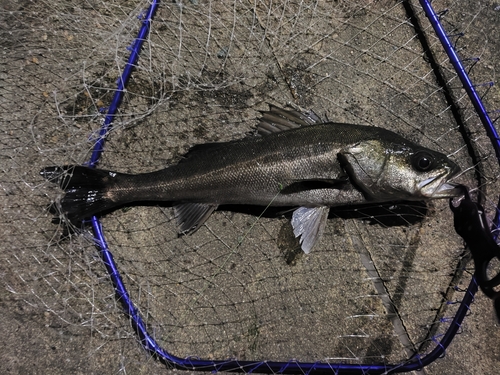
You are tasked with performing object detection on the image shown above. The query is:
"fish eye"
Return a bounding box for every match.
[411,151,434,172]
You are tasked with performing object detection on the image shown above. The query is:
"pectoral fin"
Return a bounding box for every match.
[281,177,348,194]
[291,206,330,254]
[174,203,218,234]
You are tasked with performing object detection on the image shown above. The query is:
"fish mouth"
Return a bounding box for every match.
[417,165,462,198]
[417,177,462,198]
[430,181,463,198]
[417,162,463,198]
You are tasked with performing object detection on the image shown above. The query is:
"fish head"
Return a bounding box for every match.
[339,139,461,201]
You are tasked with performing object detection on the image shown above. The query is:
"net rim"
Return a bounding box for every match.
[84,1,495,373]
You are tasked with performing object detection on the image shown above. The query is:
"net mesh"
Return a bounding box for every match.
[2,0,499,373]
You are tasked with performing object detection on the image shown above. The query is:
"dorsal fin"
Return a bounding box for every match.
[257,104,324,135]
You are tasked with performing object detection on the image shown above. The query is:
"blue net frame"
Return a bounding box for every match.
[84,1,500,373]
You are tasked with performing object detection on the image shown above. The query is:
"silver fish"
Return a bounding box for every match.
[41,105,461,253]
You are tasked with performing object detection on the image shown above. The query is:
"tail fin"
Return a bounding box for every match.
[41,165,121,224]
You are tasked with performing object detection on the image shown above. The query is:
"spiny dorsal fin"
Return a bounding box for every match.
[257,104,324,135]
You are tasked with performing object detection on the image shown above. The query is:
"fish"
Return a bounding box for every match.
[41,105,461,253]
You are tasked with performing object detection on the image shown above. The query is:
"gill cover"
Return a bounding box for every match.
[337,140,389,201]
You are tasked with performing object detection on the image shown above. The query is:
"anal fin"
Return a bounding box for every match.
[174,203,218,235]
[291,206,330,254]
